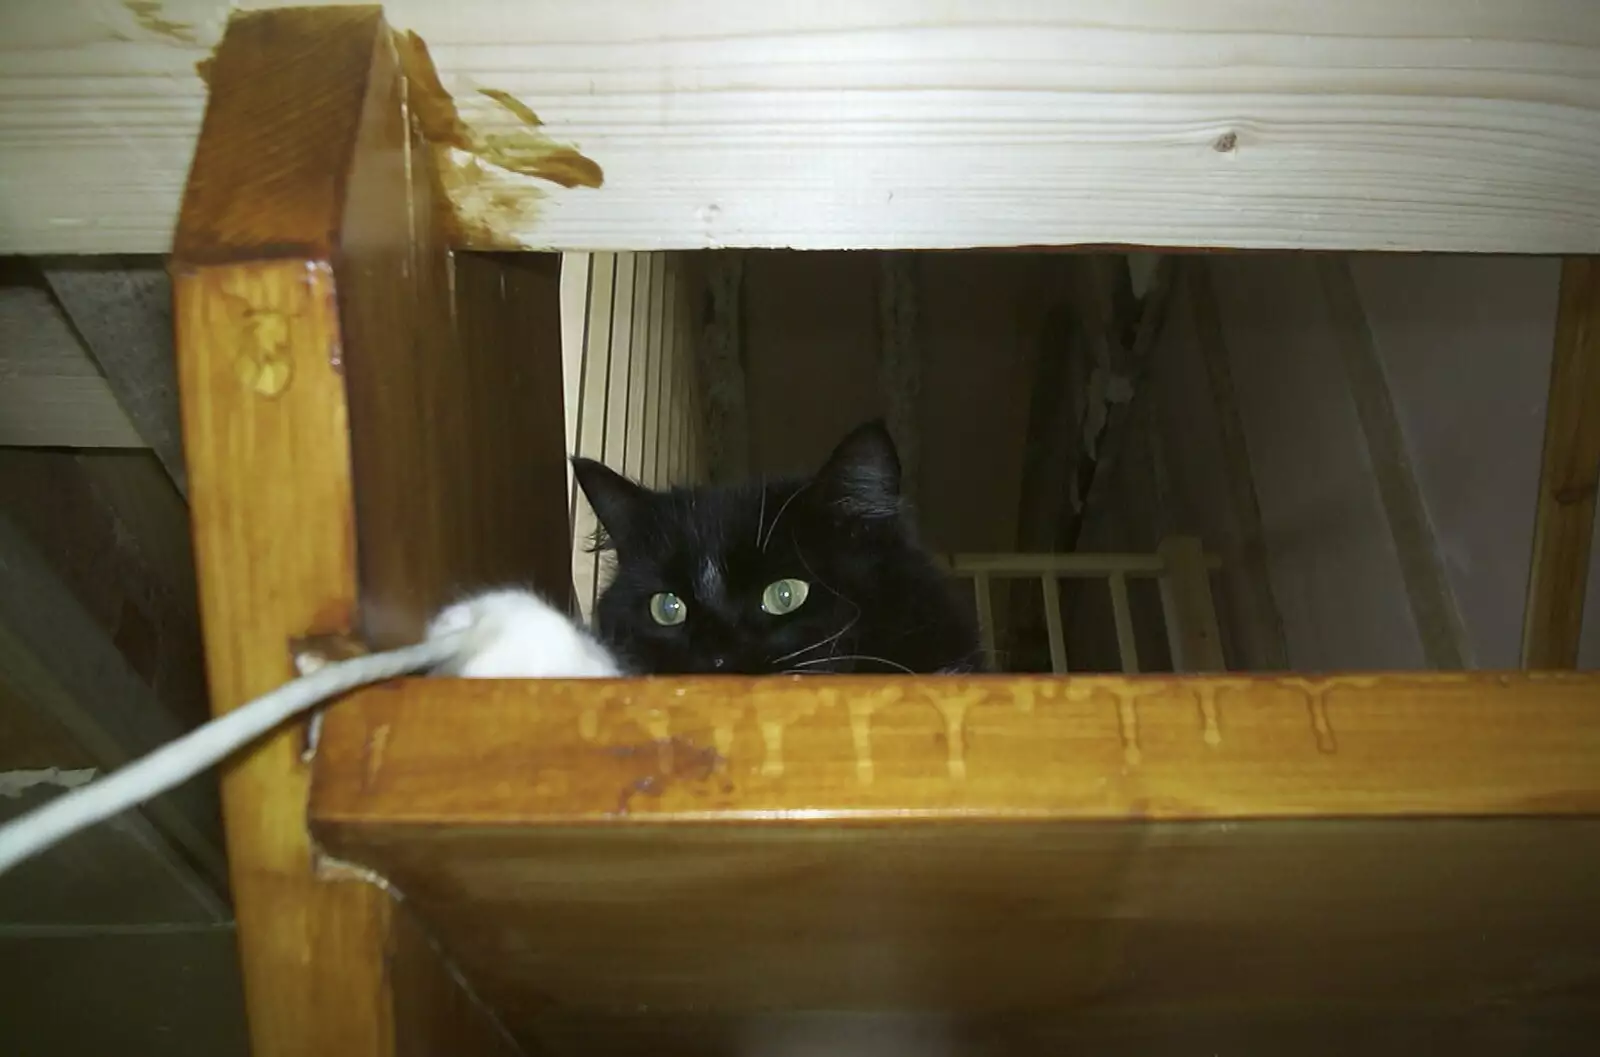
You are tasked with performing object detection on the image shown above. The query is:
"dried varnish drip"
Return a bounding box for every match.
[309,673,1600,1050]
[390,29,603,247]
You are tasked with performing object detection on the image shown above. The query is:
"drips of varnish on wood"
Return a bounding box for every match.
[309,673,1600,1053]
[9,1,1600,255]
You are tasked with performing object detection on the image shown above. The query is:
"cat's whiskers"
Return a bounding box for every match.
[760,483,809,552]
[768,614,858,665]
[789,653,915,675]
[755,480,768,548]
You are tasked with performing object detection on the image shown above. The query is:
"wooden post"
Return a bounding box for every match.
[1040,575,1069,673]
[1107,572,1141,674]
[1158,535,1227,672]
[973,573,998,669]
[1522,257,1600,669]
[1187,260,1291,670]
[173,9,550,1054]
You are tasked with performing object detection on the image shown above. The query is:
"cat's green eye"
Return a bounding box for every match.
[760,578,810,616]
[649,592,687,626]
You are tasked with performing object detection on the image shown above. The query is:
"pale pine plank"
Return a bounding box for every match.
[5,3,1600,253]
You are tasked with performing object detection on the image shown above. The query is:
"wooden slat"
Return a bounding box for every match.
[973,572,997,666]
[572,253,617,617]
[600,254,636,475]
[640,253,668,488]
[310,673,1600,1052]
[6,4,1600,254]
[623,254,655,480]
[1157,535,1227,672]
[171,9,528,1056]
[659,262,681,485]
[1040,575,1068,673]
[558,250,590,539]
[574,254,618,476]
[1108,571,1141,673]
[1523,257,1600,669]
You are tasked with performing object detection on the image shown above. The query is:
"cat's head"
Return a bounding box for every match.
[572,421,976,675]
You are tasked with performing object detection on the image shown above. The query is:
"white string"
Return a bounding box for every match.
[0,631,467,877]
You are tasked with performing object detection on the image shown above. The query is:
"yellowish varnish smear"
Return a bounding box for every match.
[391,30,604,247]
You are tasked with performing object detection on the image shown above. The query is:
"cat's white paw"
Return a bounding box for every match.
[426,588,622,678]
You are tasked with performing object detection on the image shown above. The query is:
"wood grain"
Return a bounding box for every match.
[311,673,1600,1051]
[5,3,1600,253]
[1522,257,1600,669]
[351,249,574,645]
[1156,536,1226,671]
[173,8,531,1055]
[314,673,1600,825]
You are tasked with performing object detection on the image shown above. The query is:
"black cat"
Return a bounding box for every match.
[572,421,983,676]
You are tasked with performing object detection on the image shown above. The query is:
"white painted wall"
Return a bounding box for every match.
[1147,254,1598,670]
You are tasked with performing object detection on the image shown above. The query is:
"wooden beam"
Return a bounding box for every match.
[1186,259,1292,670]
[0,285,143,449]
[1522,257,1600,669]
[41,259,187,494]
[172,9,532,1055]
[1317,256,1471,669]
[4,3,1600,254]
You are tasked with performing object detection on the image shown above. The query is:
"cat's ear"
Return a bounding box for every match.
[813,419,902,520]
[572,457,648,549]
